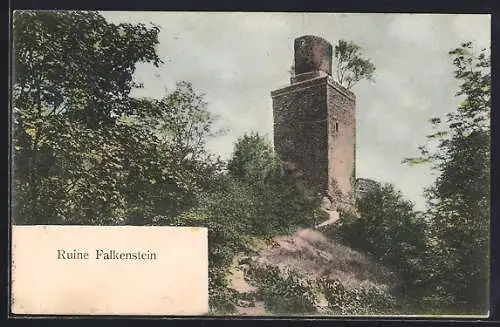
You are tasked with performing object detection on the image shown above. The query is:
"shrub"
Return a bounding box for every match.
[248,264,318,315]
[318,278,396,315]
[335,183,428,298]
[166,133,324,313]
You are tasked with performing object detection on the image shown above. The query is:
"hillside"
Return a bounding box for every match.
[228,228,399,316]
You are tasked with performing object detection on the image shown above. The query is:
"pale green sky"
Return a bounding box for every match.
[101,12,490,210]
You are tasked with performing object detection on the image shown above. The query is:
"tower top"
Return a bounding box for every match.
[294,35,333,78]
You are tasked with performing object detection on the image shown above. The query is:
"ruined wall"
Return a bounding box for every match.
[272,77,329,195]
[294,35,332,76]
[271,35,356,211]
[326,78,356,208]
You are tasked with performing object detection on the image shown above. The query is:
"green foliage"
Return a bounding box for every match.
[248,264,318,315]
[12,11,223,225]
[161,171,318,313]
[228,133,319,236]
[13,11,162,128]
[254,177,319,236]
[144,81,226,168]
[335,183,429,299]
[11,13,322,310]
[161,133,320,313]
[319,278,396,315]
[227,132,280,185]
[289,39,375,89]
[403,42,490,313]
[246,264,396,316]
[334,39,376,89]
[13,11,159,224]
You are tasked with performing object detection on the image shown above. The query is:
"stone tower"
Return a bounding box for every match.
[271,35,356,211]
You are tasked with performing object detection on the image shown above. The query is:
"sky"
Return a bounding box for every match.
[101,12,490,210]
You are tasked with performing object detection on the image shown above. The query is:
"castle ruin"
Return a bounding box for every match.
[271,35,356,212]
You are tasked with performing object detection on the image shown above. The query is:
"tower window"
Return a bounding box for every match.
[335,122,339,132]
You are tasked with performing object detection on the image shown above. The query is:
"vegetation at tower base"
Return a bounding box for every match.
[331,183,430,303]
[401,41,490,314]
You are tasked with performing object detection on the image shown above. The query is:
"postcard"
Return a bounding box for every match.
[10,11,491,317]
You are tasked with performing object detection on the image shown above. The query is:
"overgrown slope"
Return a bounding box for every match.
[228,228,399,316]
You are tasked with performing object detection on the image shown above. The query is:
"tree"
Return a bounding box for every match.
[228,133,318,235]
[402,41,490,313]
[12,11,223,225]
[333,39,375,89]
[13,11,162,128]
[335,183,429,299]
[162,133,319,312]
[227,132,280,185]
[12,11,162,224]
[287,39,375,89]
[118,82,225,225]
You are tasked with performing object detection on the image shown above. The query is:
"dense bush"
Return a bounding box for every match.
[318,278,396,315]
[12,11,224,226]
[155,178,254,313]
[334,183,429,299]
[248,264,318,315]
[246,264,396,316]
[158,133,321,313]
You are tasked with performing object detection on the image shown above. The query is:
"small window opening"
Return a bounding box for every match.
[335,122,339,132]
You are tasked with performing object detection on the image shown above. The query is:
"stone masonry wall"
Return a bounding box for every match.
[272,77,329,195]
[272,75,355,210]
[326,77,356,209]
[271,35,356,212]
